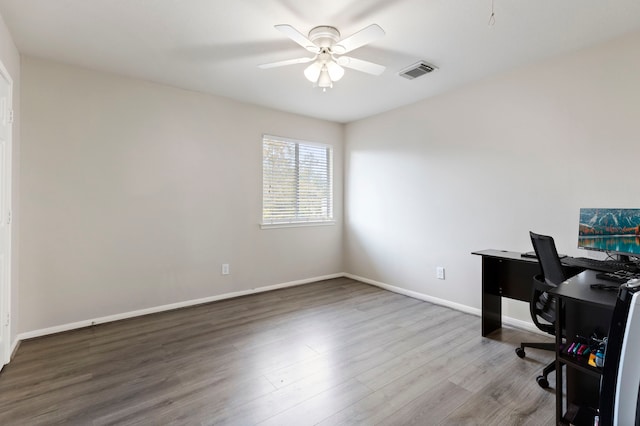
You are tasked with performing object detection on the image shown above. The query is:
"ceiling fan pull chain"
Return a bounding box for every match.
[488,0,496,26]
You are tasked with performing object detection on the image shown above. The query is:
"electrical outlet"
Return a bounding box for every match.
[436,266,445,280]
[222,264,230,275]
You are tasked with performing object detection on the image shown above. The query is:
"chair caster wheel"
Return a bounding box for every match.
[515,347,526,358]
[536,375,549,389]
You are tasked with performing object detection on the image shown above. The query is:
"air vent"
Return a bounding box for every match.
[398,61,438,80]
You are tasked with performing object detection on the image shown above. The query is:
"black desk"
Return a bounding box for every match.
[472,249,580,336]
[473,250,619,425]
[549,270,618,425]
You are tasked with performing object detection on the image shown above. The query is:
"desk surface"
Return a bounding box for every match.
[549,269,618,309]
[472,249,539,263]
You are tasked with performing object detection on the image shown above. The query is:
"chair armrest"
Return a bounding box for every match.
[532,274,556,293]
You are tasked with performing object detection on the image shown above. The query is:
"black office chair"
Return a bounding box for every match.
[515,231,567,389]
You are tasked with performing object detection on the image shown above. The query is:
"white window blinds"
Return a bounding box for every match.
[262,135,334,226]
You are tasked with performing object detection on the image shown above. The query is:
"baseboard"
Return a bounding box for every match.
[501,316,543,335]
[345,273,482,316]
[15,271,543,347]
[344,273,544,336]
[10,338,20,359]
[17,273,344,341]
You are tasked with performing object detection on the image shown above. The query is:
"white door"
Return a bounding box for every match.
[0,63,12,370]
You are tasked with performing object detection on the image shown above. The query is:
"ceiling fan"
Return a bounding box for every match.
[259,24,386,91]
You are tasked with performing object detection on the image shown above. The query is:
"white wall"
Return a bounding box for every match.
[0,12,20,348]
[345,31,640,323]
[19,57,344,333]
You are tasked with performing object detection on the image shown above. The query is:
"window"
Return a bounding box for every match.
[262,135,334,227]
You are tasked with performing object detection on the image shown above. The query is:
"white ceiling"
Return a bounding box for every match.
[1,0,640,123]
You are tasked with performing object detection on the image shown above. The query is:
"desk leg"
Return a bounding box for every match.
[482,293,501,336]
[555,295,564,424]
[481,258,502,336]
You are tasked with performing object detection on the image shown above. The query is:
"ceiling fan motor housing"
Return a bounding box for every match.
[309,26,341,48]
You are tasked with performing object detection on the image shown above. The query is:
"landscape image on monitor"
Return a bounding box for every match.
[579,208,640,255]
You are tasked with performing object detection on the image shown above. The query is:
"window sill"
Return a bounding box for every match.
[260,221,336,230]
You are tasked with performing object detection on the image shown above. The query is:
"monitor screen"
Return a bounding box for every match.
[578,208,640,257]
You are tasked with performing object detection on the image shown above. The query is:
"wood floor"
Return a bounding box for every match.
[0,278,556,425]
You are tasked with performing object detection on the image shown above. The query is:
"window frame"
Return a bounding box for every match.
[261,134,335,229]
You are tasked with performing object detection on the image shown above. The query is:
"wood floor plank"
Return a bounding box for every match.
[257,378,373,426]
[377,379,473,425]
[0,278,556,425]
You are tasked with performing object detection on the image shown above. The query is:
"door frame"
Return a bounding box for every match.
[0,59,13,368]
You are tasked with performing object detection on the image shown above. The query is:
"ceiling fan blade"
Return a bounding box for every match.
[258,57,315,69]
[334,24,385,54]
[336,56,385,75]
[274,24,318,52]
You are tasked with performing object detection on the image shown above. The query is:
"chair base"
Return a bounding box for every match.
[516,342,556,389]
[520,341,555,352]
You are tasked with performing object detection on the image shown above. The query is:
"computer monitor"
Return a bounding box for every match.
[578,208,640,260]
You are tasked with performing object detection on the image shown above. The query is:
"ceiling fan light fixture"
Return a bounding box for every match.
[317,66,333,89]
[326,60,344,81]
[304,61,322,82]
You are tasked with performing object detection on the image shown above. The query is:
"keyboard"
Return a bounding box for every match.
[596,270,640,284]
[561,257,635,273]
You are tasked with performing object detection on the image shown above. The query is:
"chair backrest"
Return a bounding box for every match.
[528,231,565,334]
[530,231,566,286]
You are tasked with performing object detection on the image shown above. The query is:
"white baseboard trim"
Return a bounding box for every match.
[15,271,543,346]
[502,316,543,335]
[17,273,344,341]
[10,337,20,359]
[344,273,544,336]
[344,273,481,316]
